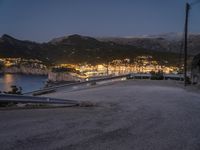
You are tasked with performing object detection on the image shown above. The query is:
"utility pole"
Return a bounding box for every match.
[184,3,190,86]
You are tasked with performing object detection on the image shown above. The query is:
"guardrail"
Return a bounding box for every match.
[0,94,79,105]
[24,74,130,96]
[130,73,184,80]
[24,73,184,96]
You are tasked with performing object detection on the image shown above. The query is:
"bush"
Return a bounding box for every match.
[4,85,22,95]
[0,85,23,107]
[150,71,164,80]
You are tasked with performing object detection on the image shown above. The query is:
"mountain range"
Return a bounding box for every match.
[98,33,200,55]
[1,33,199,66]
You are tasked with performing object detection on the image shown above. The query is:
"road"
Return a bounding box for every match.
[1,80,200,150]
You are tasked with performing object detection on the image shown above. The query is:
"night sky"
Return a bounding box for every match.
[0,0,200,42]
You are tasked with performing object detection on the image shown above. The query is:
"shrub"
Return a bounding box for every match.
[150,71,164,80]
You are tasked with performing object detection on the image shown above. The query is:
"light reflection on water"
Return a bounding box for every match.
[0,74,47,93]
[2,74,15,92]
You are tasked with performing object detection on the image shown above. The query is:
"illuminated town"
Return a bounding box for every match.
[0,58,48,75]
[53,56,180,77]
[0,56,181,78]
[0,58,46,68]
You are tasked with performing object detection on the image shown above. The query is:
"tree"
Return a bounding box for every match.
[150,70,164,80]
[4,85,22,95]
[0,86,23,107]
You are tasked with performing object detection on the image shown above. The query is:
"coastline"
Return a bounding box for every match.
[0,66,49,76]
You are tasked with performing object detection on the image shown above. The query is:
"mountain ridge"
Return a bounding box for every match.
[97,33,200,55]
[0,34,191,66]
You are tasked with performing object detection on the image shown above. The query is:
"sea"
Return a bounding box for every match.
[0,74,47,93]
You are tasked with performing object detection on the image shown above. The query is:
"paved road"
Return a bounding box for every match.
[1,80,200,150]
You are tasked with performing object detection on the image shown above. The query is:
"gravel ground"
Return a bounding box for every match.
[1,80,200,150]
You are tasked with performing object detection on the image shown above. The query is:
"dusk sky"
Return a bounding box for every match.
[0,0,200,42]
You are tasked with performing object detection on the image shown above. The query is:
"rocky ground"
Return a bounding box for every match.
[1,80,200,150]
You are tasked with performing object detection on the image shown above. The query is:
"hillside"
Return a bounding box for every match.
[0,34,180,66]
[98,33,200,55]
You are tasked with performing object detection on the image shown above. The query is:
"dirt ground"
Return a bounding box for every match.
[1,80,200,150]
